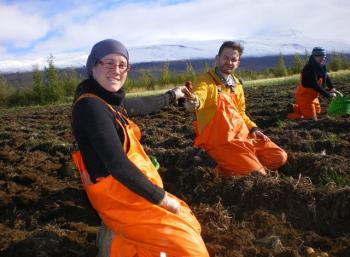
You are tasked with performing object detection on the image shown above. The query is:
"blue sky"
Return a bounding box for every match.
[0,0,349,71]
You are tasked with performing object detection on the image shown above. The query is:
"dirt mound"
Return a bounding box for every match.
[0,81,349,256]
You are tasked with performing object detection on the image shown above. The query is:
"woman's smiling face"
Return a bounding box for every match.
[92,53,129,92]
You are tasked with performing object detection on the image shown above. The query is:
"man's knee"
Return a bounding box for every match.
[280,150,288,166]
[272,150,288,169]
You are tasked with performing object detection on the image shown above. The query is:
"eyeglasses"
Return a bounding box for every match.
[98,60,130,72]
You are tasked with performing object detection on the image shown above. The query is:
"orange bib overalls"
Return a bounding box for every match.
[72,93,209,257]
[288,78,324,119]
[194,79,287,176]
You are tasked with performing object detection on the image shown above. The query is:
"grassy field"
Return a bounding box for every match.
[127,69,350,97]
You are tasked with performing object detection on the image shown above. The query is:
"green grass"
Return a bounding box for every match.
[320,172,350,188]
[244,74,300,88]
[244,69,350,88]
[325,133,341,144]
[0,102,69,114]
[128,69,350,97]
[275,120,292,129]
[127,88,172,98]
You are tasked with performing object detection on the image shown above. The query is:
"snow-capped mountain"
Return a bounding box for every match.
[1,34,350,73]
[130,35,350,62]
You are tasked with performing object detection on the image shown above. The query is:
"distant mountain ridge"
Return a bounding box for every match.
[3,54,350,89]
[1,33,350,73]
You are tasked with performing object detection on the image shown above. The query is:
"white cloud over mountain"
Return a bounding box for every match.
[0,0,349,73]
[1,32,349,73]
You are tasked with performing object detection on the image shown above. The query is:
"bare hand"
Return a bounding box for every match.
[251,130,269,141]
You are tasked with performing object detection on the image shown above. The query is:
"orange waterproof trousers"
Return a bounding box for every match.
[194,92,287,176]
[72,94,209,257]
[288,84,321,120]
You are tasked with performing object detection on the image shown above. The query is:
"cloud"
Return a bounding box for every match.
[0,0,349,72]
[34,0,350,50]
[0,45,7,57]
[0,3,49,47]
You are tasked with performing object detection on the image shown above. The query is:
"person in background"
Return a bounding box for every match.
[185,41,287,176]
[71,39,209,257]
[288,47,337,120]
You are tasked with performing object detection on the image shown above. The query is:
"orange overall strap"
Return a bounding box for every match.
[71,93,130,185]
[74,93,131,148]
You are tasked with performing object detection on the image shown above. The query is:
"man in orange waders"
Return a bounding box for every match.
[72,39,209,257]
[184,41,287,176]
[288,47,337,120]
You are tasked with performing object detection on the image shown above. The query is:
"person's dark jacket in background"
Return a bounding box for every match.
[301,56,333,98]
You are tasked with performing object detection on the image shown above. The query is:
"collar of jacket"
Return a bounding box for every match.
[214,67,236,91]
[74,77,125,108]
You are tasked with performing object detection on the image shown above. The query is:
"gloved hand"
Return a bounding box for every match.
[176,81,195,107]
[170,86,187,100]
[184,96,199,112]
[328,88,342,98]
[329,92,336,98]
[159,192,180,214]
[334,89,343,96]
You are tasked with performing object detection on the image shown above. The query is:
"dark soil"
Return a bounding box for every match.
[0,80,349,257]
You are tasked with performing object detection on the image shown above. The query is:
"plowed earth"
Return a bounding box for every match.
[0,80,349,257]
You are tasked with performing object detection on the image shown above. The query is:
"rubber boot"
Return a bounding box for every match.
[96,223,115,257]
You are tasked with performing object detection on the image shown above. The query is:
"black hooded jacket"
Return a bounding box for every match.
[72,78,176,204]
[301,56,333,98]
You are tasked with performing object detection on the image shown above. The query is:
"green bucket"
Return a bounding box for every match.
[149,155,160,170]
[328,96,350,116]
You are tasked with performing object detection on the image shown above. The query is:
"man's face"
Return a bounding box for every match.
[216,48,240,75]
[314,55,326,65]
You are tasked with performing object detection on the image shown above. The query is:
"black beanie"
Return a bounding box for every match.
[312,47,326,57]
[86,39,129,75]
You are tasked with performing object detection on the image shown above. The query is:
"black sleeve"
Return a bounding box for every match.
[73,98,165,204]
[325,74,334,89]
[123,91,175,117]
[302,65,331,98]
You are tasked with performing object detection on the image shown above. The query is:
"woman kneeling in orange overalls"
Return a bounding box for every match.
[71,39,209,257]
